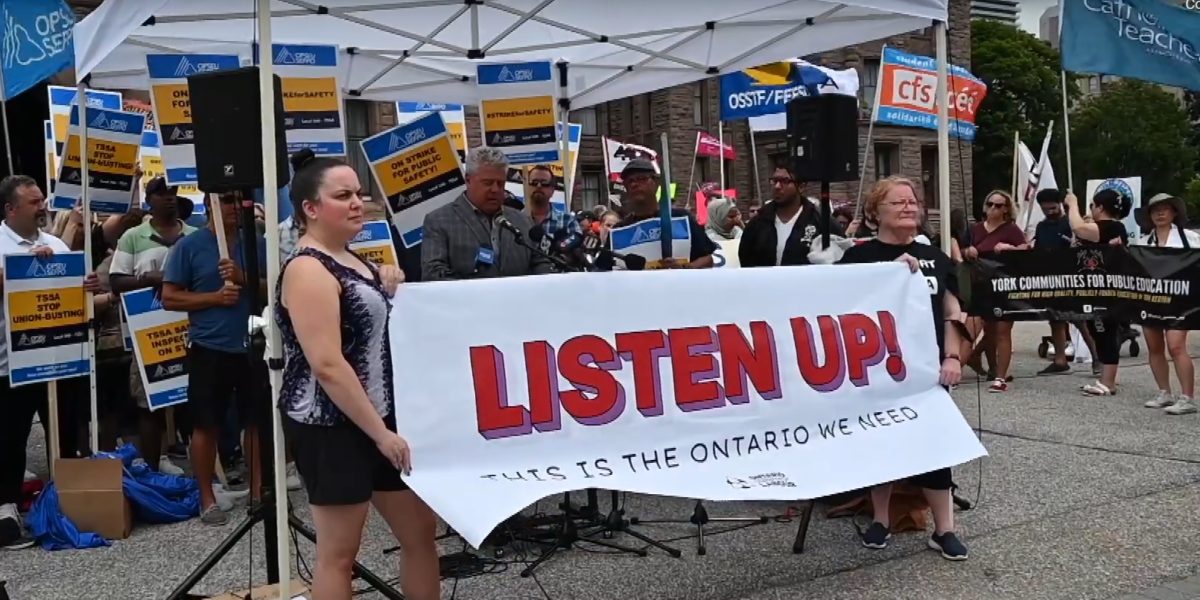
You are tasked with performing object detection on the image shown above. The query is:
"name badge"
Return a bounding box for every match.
[476,246,495,265]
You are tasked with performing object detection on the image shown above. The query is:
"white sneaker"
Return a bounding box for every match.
[158,456,185,476]
[286,463,302,491]
[212,483,249,511]
[1165,397,1198,415]
[1065,343,1075,359]
[1145,390,1176,408]
[22,470,36,482]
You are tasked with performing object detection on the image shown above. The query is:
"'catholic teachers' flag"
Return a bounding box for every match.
[1062,0,1200,90]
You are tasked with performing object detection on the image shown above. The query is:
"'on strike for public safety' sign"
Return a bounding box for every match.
[3,252,90,386]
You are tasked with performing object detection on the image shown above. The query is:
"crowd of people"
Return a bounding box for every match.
[2,143,1196,598]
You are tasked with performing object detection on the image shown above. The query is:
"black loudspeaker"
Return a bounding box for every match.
[786,94,859,182]
[188,66,290,193]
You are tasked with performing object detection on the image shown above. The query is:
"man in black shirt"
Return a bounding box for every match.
[609,159,716,269]
[1031,189,1073,374]
[739,165,843,267]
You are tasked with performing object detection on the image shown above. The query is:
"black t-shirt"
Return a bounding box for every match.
[1080,219,1128,247]
[838,239,957,357]
[1033,217,1072,249]
[614,208,718,262]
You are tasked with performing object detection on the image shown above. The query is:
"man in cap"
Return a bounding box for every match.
[607,158,716,269]
[109,176,196,475]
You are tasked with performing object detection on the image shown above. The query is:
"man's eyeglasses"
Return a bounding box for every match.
[769,177,794,185]
[528,179,554,188]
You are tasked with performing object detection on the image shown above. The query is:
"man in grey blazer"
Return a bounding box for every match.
[421,147,556,281]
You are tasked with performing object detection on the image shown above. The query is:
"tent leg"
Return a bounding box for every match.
[934,21,951,255]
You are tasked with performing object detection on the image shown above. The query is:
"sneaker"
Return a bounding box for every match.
[0,504,34,550]
[158,456,185,476]
[22,470,36,482]
[1065,343,1075,359]
[212,483,248,511]
[988,379,1008,393]
[929,531,969,561]
[1145,390,1176,409]
[286,464,302,492]
[200,504,229,526]
[1038,363,1070,376]
[861,522,891,549]
[1165,397,1198,415]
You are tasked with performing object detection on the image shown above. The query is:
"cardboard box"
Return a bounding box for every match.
[206,581,310,600]
[54,457,132,540]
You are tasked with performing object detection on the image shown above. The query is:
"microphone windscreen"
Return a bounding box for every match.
[590,221,602,234]
[529,224,546,243]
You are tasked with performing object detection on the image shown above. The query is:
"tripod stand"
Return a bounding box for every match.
[166,194,403,600]
[631,500,768,555]
[518,489,682,577]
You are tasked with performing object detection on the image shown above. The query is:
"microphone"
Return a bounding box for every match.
[529,224,547,245]
[495,214,523,238]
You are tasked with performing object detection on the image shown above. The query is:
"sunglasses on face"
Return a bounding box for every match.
[528,179,554,188]
[986,202,1006,209]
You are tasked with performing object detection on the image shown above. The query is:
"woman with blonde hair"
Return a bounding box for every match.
[839,176,970,560]
[963,190,1027,392]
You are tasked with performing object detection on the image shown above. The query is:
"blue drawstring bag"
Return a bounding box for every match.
[26,483,110,551]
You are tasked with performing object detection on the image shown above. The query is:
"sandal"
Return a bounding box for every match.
[1081,381,1115,396]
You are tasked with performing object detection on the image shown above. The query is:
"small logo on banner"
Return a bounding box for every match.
[89,111,109,129]
[172,57,221,78]
[496,66,534,82]
[275,46,317,65]
[629,224,661,244]
[3,12,43,67]
[25,259,66,278]
[17,333,46,348]
[727,473,797,489]
[170,127,191,142]
[223,164,235,176]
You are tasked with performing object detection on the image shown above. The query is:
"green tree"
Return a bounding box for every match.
[1070,80,1195,200]
[971,20,1078,214]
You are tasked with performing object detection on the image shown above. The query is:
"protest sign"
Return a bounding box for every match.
[875,48,987,141]
[1085,177,1142,245]
[390,264,987,548]
[274,44,346,156]
[138,130,206,216]
[476,61,558,165]
[361,111,466,248]
[505,122,581,213]
[397,102,468,161]
[122,288,189,411]
[712,239,741,269]
[349,220,399,267]
[695,131,735,160]
[3,252,90,386]
[53,105,145,214]
[146,53,242,185]
[964,247,1200,329]
[47,86,122,156]
[610,216,692,269]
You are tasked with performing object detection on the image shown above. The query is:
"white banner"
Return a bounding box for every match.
[390,265,988,548]
[122,288,189,411]
[713,238,741,268]
[609,216,692,269]
[3,252,90,386]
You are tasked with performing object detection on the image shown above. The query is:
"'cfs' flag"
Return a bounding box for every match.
[874,47,987,141]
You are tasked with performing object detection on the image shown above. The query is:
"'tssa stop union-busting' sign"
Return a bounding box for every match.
[390,264,987,547]
[875,47,988,141]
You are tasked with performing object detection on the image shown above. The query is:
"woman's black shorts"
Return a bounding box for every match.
[284,412,409,506]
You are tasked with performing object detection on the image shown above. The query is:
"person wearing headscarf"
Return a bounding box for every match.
[705,196,743,242]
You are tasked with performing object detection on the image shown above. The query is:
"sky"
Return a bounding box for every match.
[1017,0,1057,35]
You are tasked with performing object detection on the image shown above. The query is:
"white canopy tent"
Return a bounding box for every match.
[72,1,953,597]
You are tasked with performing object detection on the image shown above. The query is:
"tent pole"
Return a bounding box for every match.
[717,122,726,195]
[934,21,951,256]
[256,2,292,596]
[76,81,99,455]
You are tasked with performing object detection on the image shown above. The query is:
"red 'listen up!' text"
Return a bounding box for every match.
[470,311,908,440]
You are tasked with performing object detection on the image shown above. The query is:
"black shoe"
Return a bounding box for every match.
[1038,363,1070,376]
[862,522,891,549]
[928,531,968,560]
[0,508,34,551]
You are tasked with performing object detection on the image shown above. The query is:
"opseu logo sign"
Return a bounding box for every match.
[1,1,74,99]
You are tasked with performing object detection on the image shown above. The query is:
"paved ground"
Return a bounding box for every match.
[4,323,1200,600]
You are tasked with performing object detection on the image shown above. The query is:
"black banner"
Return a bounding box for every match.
[964,246,1200,329]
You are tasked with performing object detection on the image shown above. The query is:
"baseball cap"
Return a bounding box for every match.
[621,158,659,179]
[144,176,193,220]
